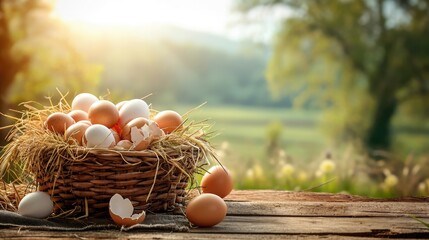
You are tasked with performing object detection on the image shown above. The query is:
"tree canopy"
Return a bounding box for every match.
[0,0,101,105]
[237,0,429,152]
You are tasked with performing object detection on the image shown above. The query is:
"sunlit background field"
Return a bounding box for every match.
[1,0,429,198]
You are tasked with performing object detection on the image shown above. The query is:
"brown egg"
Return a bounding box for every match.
[200,166,233,198]
[88,100,119,128]
[121,117,150,141]
[153,110,182,134]
[186,193,227,227]
[45,112,75,134]
[65,122,90,145]
[68,110,88,122]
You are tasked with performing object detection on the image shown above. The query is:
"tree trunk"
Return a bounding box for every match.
[365,96,397,152]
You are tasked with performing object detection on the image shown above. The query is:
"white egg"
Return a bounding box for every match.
[72,93,99,112]
[85,124,115,148]
[18,192,53,219]
[119,99,150,126]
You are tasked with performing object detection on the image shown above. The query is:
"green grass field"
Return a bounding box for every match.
[171,104,429,197]
[177,105,326,161]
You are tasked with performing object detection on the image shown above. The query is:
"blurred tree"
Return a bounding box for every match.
[237,0,429,152]
[0,0,101,144]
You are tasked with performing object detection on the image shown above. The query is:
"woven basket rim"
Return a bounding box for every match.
[68,145,197,157]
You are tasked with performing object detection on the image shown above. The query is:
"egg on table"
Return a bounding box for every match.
[18,192,53,219]
[71,93,99,112]
[153,110,182,134]
[185,193,227,227]
[200,165,233,198]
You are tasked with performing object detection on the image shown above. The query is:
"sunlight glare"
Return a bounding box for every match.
[54,0,233,34]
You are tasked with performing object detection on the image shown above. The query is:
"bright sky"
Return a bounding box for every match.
[53,0,235,35]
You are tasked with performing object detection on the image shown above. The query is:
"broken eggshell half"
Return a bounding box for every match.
[109,193,145,226]
[130,121,164,151]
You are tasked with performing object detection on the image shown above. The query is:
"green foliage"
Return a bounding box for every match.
[237,0,429,152]
[1,0,101,105]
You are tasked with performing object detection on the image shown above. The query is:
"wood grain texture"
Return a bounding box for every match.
[226,201,429,217]
[1,190,429,239]
[225,190,429,202]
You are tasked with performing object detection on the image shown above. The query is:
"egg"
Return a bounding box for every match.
[186,193,227,227]
[116,101,128,111]
[84,124,116,148]
[88,100,119,128]
[109,193,145,226]
[153,110,182,134]
[200,166,233,198]
[65,122,90,145]
[68,110,88,122]
[71,93,99,112]
[18,192,53,218]
[121,117,150,141]
[45,112,75,134]
[118,99,150,127]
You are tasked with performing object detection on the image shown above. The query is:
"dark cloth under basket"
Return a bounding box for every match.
[36,147,199,216]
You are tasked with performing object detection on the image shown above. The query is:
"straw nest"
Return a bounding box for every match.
[0,96,217,216]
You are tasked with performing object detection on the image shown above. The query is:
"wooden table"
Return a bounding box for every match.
[1,190,429,239]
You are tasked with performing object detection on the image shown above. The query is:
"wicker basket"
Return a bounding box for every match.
[36,147,200,216]
[0,100,213,216]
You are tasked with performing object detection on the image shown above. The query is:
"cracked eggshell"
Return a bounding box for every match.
[130,126,152,151]
[109,193,145,226]
[121,117,150,141]
[18,192,53,219]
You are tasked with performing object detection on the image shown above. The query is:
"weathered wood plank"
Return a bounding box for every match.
[193,215,429,237]
[1,215,428,238]
[226,201,429,217]
[226,190,429,202]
